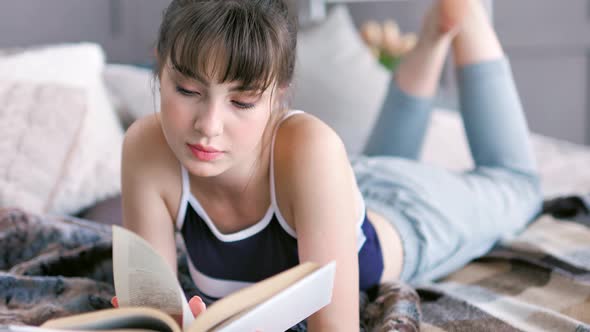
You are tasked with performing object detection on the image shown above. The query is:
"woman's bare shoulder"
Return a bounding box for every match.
[120,114,180,267]
[122,114,183,215]
[272,112,352,220]
[124,114,177,169]
[274,112,346,163]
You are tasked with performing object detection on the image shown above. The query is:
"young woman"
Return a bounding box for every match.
[116,0,542,330]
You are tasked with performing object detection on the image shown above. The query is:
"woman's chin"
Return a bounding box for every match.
[187,162,226,177]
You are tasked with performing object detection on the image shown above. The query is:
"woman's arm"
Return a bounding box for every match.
[118,117,207,321]
[274,115,360,332]
[121,116,178,272]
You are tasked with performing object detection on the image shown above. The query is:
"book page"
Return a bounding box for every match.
[6,325,73,332]
[10,326,158,332]
[214,261,336,332]
[112,226,194,329]
[41,307,182,332]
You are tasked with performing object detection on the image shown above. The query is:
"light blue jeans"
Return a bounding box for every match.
[351,58,543,284]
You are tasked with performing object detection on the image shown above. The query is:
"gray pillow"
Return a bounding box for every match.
[293,5,391,156]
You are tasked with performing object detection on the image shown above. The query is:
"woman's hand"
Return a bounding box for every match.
[187,296,207,317]
[111,295,207,324]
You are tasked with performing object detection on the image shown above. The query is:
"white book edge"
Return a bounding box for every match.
[216,261,336,332]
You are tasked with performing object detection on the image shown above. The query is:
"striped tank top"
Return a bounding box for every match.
[176,110,383,303]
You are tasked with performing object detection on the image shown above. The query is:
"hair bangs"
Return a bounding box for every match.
[168,2,283,93]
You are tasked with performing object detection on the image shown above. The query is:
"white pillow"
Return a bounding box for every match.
[0,43,124,215]
[293,5,391,155]
[0,81,87,214]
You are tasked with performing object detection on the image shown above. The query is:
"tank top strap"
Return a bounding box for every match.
[269,110,305,169]
[268,110,305,237]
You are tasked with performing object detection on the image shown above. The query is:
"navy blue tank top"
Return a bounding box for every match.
[176,110,383,303]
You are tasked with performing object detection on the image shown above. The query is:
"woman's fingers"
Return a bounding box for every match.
[188,296,207,317]
[112,295,208,324]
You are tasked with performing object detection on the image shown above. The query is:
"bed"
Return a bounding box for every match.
[1,3,589,332]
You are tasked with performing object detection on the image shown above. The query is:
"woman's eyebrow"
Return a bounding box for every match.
[171,66,262,93]
[170,65,209,86]
[229,85,260,93]
[174,71,209,87]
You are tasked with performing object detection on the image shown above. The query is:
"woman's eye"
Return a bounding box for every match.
[232,101,255,110]
[176,86,200,96]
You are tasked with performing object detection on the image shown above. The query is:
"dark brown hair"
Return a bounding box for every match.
[154,0,298,189]
[155,0,297,95]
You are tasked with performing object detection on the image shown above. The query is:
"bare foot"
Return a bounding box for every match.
[439,0,469,33]
[393,0,467,97]
[419,0,469,45]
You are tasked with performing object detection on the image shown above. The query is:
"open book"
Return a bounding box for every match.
[39,225,336,332]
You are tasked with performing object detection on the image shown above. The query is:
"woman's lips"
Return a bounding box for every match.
[192,144,220,152]
[187,144,223,161]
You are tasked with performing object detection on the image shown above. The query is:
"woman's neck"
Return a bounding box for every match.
[189,115,278,210]
[189,143,272,207]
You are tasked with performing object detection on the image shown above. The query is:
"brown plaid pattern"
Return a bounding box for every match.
[418,215,590,331]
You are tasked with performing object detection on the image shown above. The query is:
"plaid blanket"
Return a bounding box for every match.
[0,208,420,331]
[418,214,590,331]
[0,207,588,331]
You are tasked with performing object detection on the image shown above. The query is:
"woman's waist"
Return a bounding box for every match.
[366,209,403,283]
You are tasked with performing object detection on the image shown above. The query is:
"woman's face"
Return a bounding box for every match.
[158,59,276,178]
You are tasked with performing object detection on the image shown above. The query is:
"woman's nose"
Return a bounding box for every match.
[194,101,223,138]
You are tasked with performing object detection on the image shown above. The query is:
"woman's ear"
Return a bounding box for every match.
[277,83,291,99]
[275,83,292,110]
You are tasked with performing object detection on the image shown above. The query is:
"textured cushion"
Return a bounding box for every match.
[0,82,86,214]
[293,5,390,155]
[0,43,124,215]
